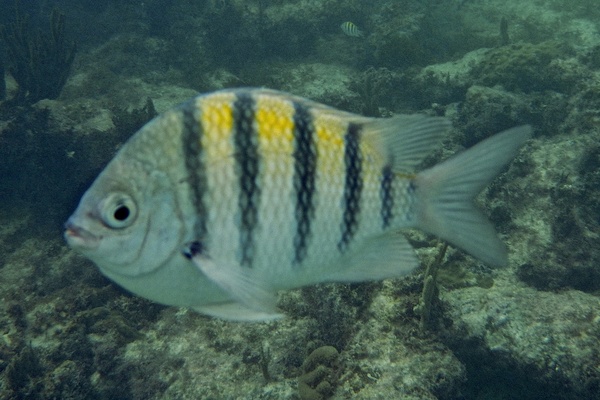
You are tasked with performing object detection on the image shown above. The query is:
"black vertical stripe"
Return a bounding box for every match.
[233,92,260,268]
[338,123,363,252]
[292,102,317,265]
[181,101,208,240]
[380,164,394,229]
[406,180,416,221]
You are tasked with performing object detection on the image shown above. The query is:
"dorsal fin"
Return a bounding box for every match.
[362,114,451,172]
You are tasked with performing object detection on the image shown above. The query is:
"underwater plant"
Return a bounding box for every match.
[414,243,447,332]
[0,4,76,104]
[349,67,393,117]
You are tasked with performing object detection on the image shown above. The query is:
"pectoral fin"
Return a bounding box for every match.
[183,241,281,319]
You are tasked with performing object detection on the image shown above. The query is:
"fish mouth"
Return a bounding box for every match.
[64,220,100,250]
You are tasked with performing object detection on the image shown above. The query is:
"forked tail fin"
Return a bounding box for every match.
[414,126,532,266]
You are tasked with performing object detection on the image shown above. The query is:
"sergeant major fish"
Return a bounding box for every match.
[64,88,531,321]
[340,21,363,37]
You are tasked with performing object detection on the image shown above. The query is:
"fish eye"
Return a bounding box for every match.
[113,205,130,221]
[101,193,137,229]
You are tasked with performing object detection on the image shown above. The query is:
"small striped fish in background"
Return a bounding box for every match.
[64,88,531,321]
[340,21,363,37]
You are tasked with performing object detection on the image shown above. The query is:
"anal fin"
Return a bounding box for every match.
[193,302,284,322]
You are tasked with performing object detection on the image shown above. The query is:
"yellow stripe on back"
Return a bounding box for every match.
[253,93,295,156]
[312,112,346,179]
[199,92,236,164]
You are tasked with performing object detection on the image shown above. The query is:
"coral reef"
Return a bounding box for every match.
[473,41,576,93]
[111,97,157,140]
[442,284,600,399]
[297,346,340,400]
[516,141,600,292]
[455,85,532,146]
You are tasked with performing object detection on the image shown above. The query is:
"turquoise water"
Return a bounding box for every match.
[0,0,599,398]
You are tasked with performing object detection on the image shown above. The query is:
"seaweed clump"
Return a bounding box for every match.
[0,4,76,105]
[5,345,44,396]
[349,67,394,117]
[296,282,378,351]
